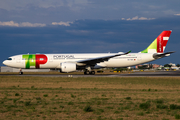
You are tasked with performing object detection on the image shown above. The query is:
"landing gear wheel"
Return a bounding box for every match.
[19,72,23,75]
[84,71,87,75]
[84,71,90,75]
[19,69,23,75]
[89,71,95,75]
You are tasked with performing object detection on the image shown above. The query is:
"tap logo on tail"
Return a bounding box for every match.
[157,31,171,53]
[141,30,172,53]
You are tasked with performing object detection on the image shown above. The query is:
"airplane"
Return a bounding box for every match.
[3,30,174,75]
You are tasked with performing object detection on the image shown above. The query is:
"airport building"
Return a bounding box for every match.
[135,64,160,69]
[0,66,50,72]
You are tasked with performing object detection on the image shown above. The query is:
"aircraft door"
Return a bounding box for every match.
[137,54,142,61]
[49,56,53,62]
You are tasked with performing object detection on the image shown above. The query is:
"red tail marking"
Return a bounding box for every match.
[157,31,172,53]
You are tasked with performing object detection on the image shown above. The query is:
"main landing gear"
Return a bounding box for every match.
[84,70,95,75]
[84,66,95,75]
[19,69,23,75]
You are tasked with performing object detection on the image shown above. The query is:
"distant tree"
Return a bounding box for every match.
[177,64,180,67]
[115,67,127,71]
[149,64,153,69]
[138,65,148,69]
[164,64,172,67]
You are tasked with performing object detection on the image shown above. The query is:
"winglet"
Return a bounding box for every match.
[125,51,131,54]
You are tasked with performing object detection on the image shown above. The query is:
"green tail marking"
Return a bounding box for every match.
[141,38,157,53]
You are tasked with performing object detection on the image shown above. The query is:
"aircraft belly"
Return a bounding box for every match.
[39,61,61,69]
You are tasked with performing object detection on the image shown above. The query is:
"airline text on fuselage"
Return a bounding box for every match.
[53,55,75,59]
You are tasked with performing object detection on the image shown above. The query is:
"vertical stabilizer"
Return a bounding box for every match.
[141,30,172,53]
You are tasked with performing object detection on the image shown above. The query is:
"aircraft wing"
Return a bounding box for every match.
[153,51,175,59]
[77,51,131,65]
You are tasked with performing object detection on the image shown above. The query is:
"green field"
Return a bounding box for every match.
[1,76,180,120]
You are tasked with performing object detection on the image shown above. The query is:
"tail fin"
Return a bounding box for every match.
[141,30,172,53]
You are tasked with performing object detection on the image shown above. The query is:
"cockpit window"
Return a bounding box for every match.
[7,58,12,60]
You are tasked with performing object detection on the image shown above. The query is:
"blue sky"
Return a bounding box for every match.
[0,0,180,66]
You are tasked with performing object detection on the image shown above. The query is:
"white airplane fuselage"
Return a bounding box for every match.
[3,53,155,69]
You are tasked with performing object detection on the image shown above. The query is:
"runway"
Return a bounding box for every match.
[1,71,180,77]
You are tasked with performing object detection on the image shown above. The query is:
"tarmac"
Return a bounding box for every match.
[0,71,180,77]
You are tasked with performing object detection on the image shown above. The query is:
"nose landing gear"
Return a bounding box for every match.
[19,69,23,75]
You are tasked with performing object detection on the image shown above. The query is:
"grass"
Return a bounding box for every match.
[139,102,151,109]
[0,76,180,119]
[83,105,93,112]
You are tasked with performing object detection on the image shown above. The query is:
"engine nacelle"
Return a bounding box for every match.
[60,62,77,73]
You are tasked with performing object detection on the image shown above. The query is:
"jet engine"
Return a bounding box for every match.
[60,62,77,73]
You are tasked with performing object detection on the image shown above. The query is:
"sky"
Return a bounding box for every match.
[0,0,180,66]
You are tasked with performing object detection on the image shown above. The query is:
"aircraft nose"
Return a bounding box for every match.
[3,60,8,66]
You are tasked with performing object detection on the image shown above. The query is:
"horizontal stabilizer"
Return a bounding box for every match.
[153,51,175,59]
